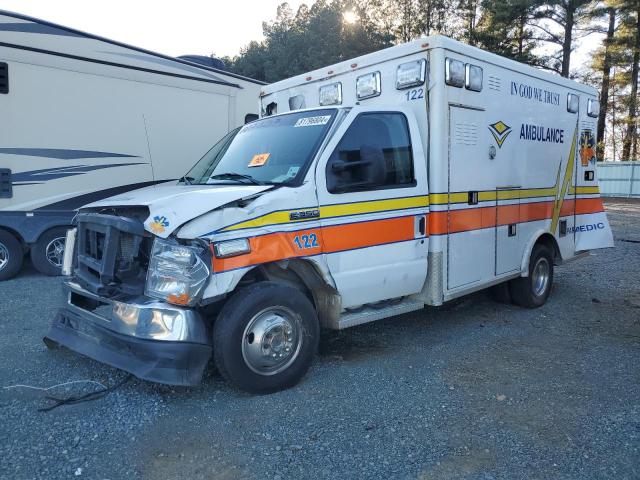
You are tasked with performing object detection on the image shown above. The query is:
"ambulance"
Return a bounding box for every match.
[46,36,614,393]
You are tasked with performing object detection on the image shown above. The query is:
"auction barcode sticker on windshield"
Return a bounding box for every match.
[294,115,331,127]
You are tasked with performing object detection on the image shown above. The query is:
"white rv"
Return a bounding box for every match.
[47,37,613,393]
[0,10,263,279]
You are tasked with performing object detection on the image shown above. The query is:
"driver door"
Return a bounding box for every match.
[315,107,429,309]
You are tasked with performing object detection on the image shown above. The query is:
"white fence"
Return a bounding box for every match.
[596,162,640,198]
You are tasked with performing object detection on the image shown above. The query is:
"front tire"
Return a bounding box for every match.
[0,230,23,281]
[509,244,554,308]
[213,282,319,394]
[30,227,69,276]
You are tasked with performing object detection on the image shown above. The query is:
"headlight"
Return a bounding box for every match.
[145,238,210,307]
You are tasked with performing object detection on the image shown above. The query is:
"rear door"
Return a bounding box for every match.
[315,107,429,309]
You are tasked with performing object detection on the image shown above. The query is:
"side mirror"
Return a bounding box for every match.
[326,145,386,193]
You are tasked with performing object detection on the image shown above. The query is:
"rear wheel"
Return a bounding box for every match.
[30,227,69,276]
[509,244,554,308]
[213,282,319,394]
[0,230,23,281]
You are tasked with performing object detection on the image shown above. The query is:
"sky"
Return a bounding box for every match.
[1,0,599,68]
[0,0,315,58]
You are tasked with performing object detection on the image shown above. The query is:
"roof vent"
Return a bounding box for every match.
[0,63,8,94]
[487,75,500,91]
[454,122,478,145]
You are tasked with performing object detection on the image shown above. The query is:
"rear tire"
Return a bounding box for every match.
[213,282,319,394]
[30,227,69,276]
[509,244,554,308]
[0,230,23,281]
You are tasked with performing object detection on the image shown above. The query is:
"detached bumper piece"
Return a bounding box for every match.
[45,281,212,386]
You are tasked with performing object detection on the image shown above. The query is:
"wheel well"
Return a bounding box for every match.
[535,233,561,265]
[235,260,341,329]
[0,227,26,248]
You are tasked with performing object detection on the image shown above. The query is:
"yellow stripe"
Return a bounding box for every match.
[551,124,578,234]
[429,187,559,205]
[221,195,430,232]
[319,196,428,218]
[569,185,600,195]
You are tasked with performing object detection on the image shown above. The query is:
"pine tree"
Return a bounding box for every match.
[533,0,597,77]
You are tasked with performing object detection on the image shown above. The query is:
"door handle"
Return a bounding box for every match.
[418,216,426,236]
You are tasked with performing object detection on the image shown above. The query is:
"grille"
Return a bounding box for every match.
[75,213,149,296]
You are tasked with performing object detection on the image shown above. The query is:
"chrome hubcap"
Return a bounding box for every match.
[532,257,550,297]
[45,237,66,268]
[0,242,8,271]
[242,306,302,376]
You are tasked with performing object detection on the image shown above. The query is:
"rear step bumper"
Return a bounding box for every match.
[44,281,212,386]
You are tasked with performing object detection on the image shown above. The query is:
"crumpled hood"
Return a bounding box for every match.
[83,183,272,238]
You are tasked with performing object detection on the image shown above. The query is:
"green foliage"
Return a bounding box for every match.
[217,0,640,160]
[225,1,394,82]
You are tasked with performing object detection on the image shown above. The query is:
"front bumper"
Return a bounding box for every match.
[45,281,212,386]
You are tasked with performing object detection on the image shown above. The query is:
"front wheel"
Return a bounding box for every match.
[509,244,554,308]
[30,227,69,276]
[213,282,319,394]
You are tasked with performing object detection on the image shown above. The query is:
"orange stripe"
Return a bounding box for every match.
[428,198,602,236]
[212,198,606,272]
[212,216,417,273]
[575,197,604,215]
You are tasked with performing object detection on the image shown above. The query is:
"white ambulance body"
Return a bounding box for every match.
[47,36,613,393]
[0,10,262,279]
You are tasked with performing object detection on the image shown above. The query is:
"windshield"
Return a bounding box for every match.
[184,109,337,185]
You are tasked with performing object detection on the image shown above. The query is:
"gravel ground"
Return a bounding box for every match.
[1,200,639,480]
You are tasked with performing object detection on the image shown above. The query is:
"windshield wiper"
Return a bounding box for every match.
[178,175,194,185]
[208,172,272,185]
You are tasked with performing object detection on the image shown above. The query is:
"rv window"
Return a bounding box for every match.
[0,63,8,94]
[326,113,415,193]
[0,169,12,198]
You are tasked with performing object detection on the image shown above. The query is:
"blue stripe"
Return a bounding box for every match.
[12,163,147,182]
[0,22,82,37]
[0,148,139,160]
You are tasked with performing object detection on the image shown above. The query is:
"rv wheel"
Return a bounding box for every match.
[0,230,23,281]
[509,244,554,308]
[31,227,69,276]
[213,282,319,394]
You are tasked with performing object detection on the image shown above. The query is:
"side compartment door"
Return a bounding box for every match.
[315,108,429,309]
[495,187,521,275]
[447,105,496,289]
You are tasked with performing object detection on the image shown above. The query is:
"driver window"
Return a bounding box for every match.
[326,113,415,193]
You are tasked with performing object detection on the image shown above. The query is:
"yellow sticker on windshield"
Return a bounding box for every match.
[249,153,270,167]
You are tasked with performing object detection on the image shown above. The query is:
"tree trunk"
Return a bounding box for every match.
[517,14,525,56]
[597,7,616,161]
[561,4,575,78]
[467,0,477,45]
[622,5,640,161]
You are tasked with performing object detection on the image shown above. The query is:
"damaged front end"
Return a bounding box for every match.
[45,211,212,386]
